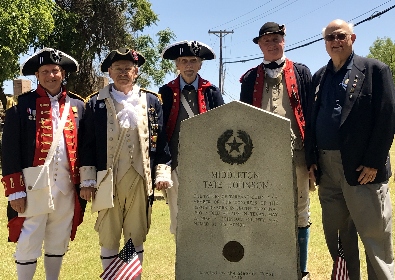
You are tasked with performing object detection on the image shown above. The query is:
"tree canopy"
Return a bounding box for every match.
[0,0,55,107]
[367,37,395,83]
[34,0,176,97]
[0,0,176,106]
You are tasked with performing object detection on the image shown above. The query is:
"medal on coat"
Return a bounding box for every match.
[27,108,36,120]
[148,106,158,150]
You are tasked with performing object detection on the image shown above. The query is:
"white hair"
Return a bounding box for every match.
[322,21,354,38]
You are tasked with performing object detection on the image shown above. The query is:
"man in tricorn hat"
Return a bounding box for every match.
[159,40,224,236]
[239,22,312,275]
[78,48,172,276]
[1,48,86,279]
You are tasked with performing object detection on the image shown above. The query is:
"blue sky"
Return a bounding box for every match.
[4,0,395,103]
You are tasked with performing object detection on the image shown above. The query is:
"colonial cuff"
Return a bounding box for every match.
[80,179,97,188]
[8,191,27,201]
[79,166,97,181]
[2,172,25,197]
[155,164,173,187]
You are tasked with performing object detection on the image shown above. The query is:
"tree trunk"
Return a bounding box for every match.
[0,82,7,111]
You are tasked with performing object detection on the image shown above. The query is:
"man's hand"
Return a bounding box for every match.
[10,197,26,213]
[155,181,170,191]
[80,187,96,202]
[308,164,318,183]
[356,165,377,185]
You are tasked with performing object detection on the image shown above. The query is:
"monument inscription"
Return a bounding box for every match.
[176,101,300,279]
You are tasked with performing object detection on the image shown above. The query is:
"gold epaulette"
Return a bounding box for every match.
[67,91,86,102]
[83,91,99,103]
[10,90,34,107]
[141,88,162,104]
[5,96,18,109]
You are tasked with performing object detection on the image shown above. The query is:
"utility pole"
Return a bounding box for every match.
[208,30,234,94]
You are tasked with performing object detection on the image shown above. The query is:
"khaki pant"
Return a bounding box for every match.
[166,168,179,235]
[318,150,394,280]
[293,149,310,227]
[95,166,149,249]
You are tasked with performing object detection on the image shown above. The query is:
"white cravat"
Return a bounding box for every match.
[263,55,286,78]
[111,85,141,129]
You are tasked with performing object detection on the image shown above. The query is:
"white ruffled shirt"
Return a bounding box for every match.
[111,84,141,129]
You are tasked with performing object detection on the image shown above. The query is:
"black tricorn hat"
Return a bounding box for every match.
[161,40,215,60]
[20,48,79,76]
[100,48,145,72]
[253,22,286,44]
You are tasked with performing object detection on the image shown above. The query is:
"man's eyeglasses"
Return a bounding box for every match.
[39,69,61,76]
[110,67,135,74]
[324,33,351,42]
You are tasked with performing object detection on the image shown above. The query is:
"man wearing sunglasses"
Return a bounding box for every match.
[305,19,395,279]
[239,22,313,277]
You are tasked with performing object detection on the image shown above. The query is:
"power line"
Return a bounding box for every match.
[210,0,275,30]
[222,3,395,65]
[216,0,340,52]
[285,0,337,25]
[222,88,238,101]
[287,0,394,48]
[348,0,393,22]
[228,0,301,31]
[286,2,395,52]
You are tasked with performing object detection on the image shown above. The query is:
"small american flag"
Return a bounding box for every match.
[333,237,349,280]
[100,238,142,280]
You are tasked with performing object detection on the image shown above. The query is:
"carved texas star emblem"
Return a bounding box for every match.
[217,129,253,165]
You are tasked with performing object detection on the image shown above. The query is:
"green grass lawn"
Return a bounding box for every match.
[0,197,176,280]
[0,143,394,279]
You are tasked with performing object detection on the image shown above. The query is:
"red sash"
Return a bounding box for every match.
[165,75,211,141]
[251,59,305,141]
